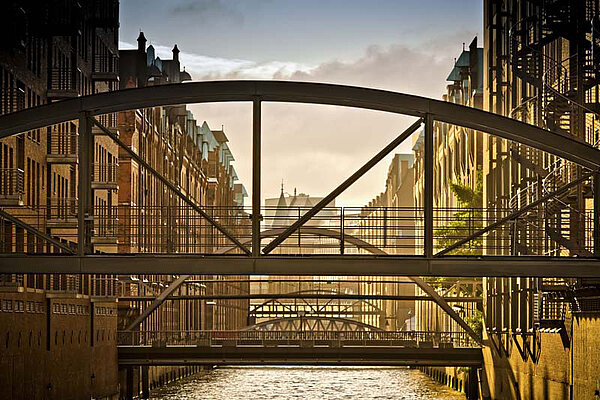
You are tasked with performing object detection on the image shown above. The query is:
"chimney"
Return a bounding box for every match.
[137,31,147,52]
[173,44,180,62]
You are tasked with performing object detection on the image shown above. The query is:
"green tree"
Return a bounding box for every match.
[424,169,484,296]
[434,168,483,256]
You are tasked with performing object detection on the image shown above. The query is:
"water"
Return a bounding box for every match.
[149,367,466,399]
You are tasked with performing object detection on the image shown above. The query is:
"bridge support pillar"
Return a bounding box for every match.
[141,366,150,399]
[125,366,134,400]
[77,113,93,255]
[424,113,434,257]
[466,367,479,400]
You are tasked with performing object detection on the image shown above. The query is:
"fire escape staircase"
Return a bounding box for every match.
[508,0,599,258]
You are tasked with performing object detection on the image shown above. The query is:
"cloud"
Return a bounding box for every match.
[169,0,244,24]
[119,41,315,80]
[128,31,478,205]
[185,31,477,99]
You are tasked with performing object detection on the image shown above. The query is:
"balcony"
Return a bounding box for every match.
[46,197,78,228]
[0,169,24,206]
[91,205,118,245]
[47,68,79,100]
[92,54,119,82]
[92,163,118,190]
[47,130,78,164]
[92,113,119,135]
[0,89,25,114]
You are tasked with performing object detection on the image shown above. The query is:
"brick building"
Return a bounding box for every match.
[0,3,249,398]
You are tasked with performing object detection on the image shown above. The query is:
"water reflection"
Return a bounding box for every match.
[150,367,465,399]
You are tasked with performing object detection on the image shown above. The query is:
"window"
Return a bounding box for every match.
[2,299,12,312]
[15,300,24,312]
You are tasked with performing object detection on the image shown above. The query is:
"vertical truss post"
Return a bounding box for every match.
[78,113,93,255]
[594,172,600,256]
[252,97,262,257]
[424,114,434,257]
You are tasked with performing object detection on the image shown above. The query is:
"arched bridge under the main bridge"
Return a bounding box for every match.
[116,326,482,367]
[0,80,598,278]
[247,289,388,322]
[242,316,384,332]
[120,227,483,344]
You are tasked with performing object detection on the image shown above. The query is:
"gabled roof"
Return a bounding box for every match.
[212,129,228,143]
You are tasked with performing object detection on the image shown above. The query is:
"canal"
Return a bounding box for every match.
[148,366,466,399]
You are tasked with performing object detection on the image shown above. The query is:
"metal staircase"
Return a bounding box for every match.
[508,0,599,258]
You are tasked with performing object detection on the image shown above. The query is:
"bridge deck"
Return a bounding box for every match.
[118,344,483,367]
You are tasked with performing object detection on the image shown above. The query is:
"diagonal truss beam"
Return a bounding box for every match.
[409,276,482,345]
[0,208,74,254]
[91,117,251,255]
[125,274,191,331]
[436,169,596,257]
[262,117,424,254]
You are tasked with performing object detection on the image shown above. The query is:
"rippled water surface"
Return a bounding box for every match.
[149,367,465,399]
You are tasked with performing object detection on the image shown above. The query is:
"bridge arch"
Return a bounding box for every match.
[248,289,385,316]
[214,227,479,343]
[0,80,597,168]
[242,316,383,332]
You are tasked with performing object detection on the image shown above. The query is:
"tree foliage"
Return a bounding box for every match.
[434,168,483,255]
[424,169,484,296]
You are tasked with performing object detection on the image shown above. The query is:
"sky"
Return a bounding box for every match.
[119,0,483,206]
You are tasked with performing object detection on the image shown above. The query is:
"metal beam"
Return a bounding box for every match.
[0,208,74,253]
[250,310,383,316]
[409,276,482,344]
[0,81,597,168]
[1,255,600,276]
[124,274,191,331]
[262,117,423,254]
[424,114,434,257]
[91,118,251,255]
[183,278,417,284]
[436,170,597,256]
[252,97,261,257]
[119,294,482,302]
[78,114,93,255]
[117,346,483,367]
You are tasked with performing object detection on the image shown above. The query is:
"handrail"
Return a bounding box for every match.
[116,329,480,348]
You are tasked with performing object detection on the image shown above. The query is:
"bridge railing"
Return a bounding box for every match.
[117,330,479,348]
[0,203,593,257]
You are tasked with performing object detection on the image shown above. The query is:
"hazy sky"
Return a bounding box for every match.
[120,0,483,206]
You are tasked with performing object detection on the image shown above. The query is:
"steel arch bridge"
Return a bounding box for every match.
[248,289,386,317]
[242,316,383,332]
[0,80,598,278]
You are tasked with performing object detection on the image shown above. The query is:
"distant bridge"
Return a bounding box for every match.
[116,330,483,367]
